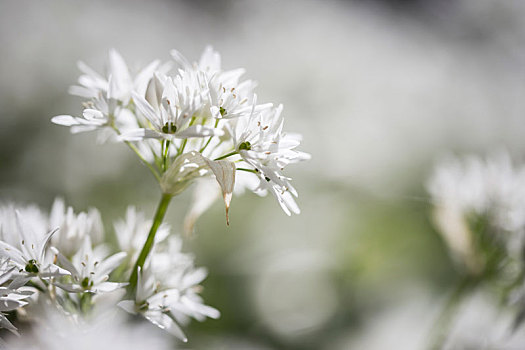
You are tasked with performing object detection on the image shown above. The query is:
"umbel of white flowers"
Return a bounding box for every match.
[427,152,525,276]
[37,46,309,343]
[0,201,217,343]
[52,46,310,223]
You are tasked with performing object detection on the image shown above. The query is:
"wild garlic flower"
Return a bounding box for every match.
[114,206,170,265]
[427,152,525,274]
[171,46,259,120]
[5,305,173,350]
[68,49,161,106]
[53,46,309,219]
[53,236,127,294]
[0,258,35,336]
[0,208,68,286]
[118,234,219,342]
[49,198,104,258]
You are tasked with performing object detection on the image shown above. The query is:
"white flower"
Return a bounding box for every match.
[5,304,173,350]
[53,236,126,294]
[114,206,170,264]
[118,237,219,342]
[171,46,259,120]
[0,210,68,285]
[122,73,221,141]
[0,258,35,336]
[230,104,310,215]
[427,151,525,272]
[68,49,160,105]
[51,90,125,139]
[118,265,188,341]
[49,198,104,258]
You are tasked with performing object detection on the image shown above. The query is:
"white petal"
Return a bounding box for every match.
[117,300,137,315]
[144,312,187,342]
[203,158,236,225]
[51,115,79,126]
[176,125,223,139]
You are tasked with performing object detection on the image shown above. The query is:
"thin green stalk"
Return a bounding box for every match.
[199,119,220,153]
[214,151,238,161]
[176,116,197,157]
[110,124,161,182]
[128,193,173,293]
[427,276,477,350]
[124,141,162,182]
[237,168,258,174]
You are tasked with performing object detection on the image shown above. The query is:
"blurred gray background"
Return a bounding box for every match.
[2,0,525,348]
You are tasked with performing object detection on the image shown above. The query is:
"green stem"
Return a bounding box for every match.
[128,193,173,293]
[125,141,162,182]
[176,116,197,157]
[427,276,477,350]
[237,168,258,174]
[110,124,161,182]
[199,119,220,153]
[214,151,238,161]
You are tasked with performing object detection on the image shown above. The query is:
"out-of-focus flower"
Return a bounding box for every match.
[5,304,173,350]
[114,206,170,264]
[49,198,104,258]
[53,236,126,294]
[118,233,219,342]
[426,152,525,275]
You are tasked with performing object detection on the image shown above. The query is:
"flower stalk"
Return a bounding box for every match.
[128,193,173,293]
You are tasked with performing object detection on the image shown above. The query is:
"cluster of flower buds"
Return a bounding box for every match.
[52,47,310,225]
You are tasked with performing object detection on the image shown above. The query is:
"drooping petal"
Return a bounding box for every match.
[202,158,236,225]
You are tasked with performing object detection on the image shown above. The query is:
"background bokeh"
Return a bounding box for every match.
[2,0,525,348]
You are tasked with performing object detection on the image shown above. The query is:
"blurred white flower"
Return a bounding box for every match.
[118,236,219,342]
[53,236,126,294]
[5,304,173,350]
[427,151,525,273]
[114,206,170,266]
[49,198,104,258]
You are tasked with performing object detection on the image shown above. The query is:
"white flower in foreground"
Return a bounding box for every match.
[5,305,173,350]
[0,204,48,248]
[119,247,219,342]
[0,258,35,336]
[0,211,68,286]
[53,236,126,294]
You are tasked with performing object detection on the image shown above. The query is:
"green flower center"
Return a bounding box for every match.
[162,122,177,134]
[238,141,251,151]
[25,259,39,274]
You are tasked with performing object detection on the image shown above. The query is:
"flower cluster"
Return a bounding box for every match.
[426,152,525,348]
[427,152,525,275]
[52,47,310,223]
[0,200,215,343]
[0,46,308,344]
